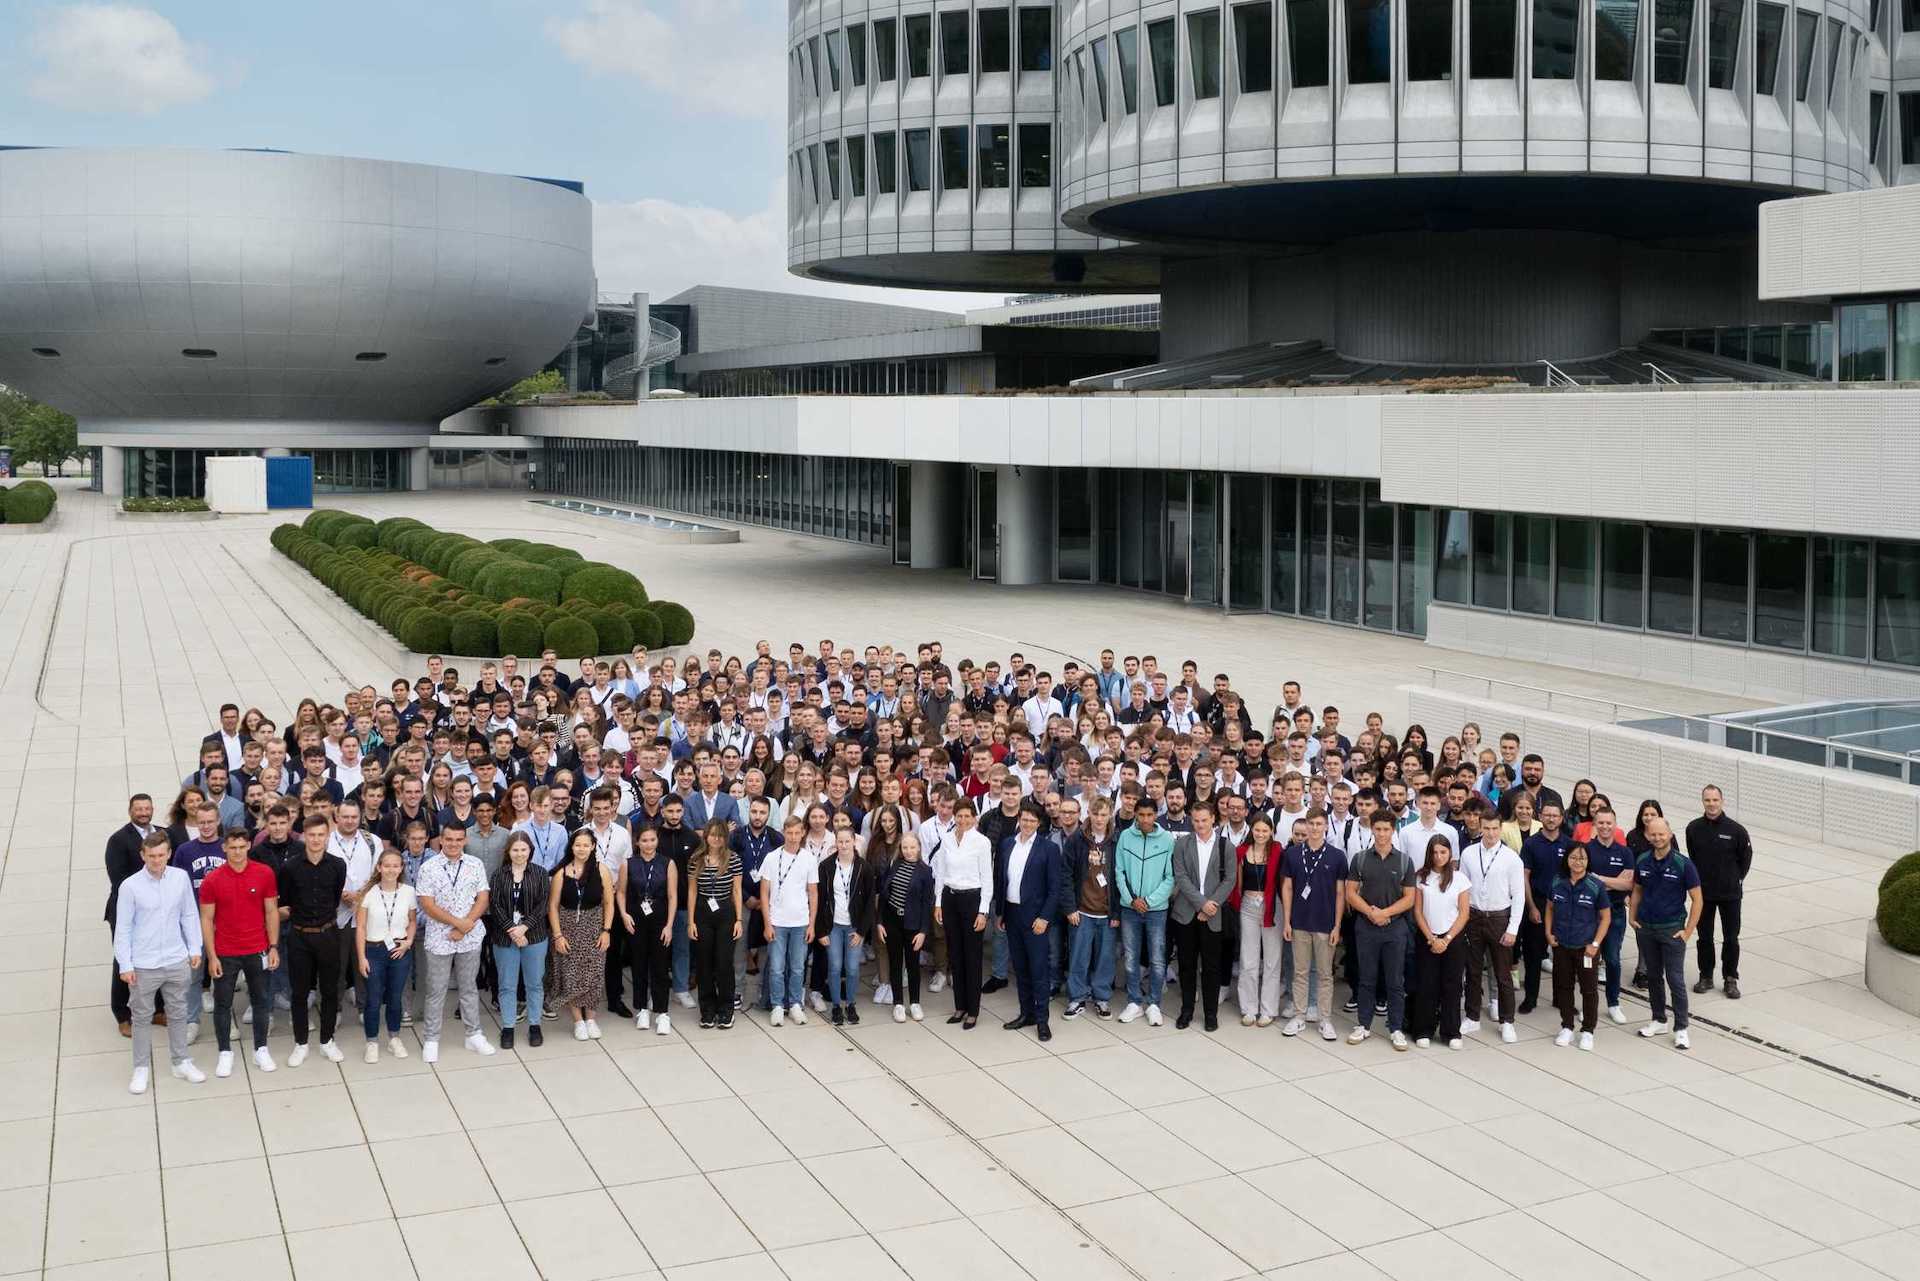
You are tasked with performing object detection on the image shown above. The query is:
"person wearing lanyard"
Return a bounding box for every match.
[1584,803,1635,1026]
[932,796,995,1030]
[278,814,348,1066]
[1344,813,1416,1049]
[549,829,616,1041]
[486,832,549,1049]
[1113,795,1174,1027]
[914,791,959,996]
[816,828,874,1026]
[357,848,419,1061]
[1518,801,1572,1017]
[415,819,494,1063]
[1231,814,1285,1027]
[619,826,678,1034]
[731,798,779,1004]
[1063,797,1121,1021]
[1460,802,1526,1043]
[688,820,745,1029]
[1409,834,1472,1049]
[586,789,636,1020]
[515,788,568,871]
[1547,844,1610,1051]
[1628,816,1703,1051]
[1280,809,1347,1041]
[877,832,935,1023]
[758,816,819,1026]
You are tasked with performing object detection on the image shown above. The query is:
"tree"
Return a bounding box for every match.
[10,401,78,476]
[498,368,566,404]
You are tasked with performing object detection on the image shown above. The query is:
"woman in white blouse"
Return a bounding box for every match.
[355,849,418,1063]
[1409,835,1472,1051]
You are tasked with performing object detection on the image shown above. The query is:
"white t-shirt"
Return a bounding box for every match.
[756,846,819,928]
[361,884,417,944]
[829,857,857,927]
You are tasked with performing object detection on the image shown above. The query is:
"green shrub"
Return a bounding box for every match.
[121,497,210,513]
[489,538,531,555]
[449,546,502,589]
[585,607,633,656]
[449,612,498,657]
[398,606,453,655]
[562,597,598,617]
[395,528,438,562]
[10,479,52,498]
[375,516,425,550]
[564,562,648,608]
[1879,875,1920,956]
[544,614,599,660]
[623,606,663,649]
[300,510,335,533]
[497,609,545,657]
[518,542,586,569]
[335,522,379,550]
[476,558,562,605]
[422,533,476,576]
[650,600,694,647]
[1879,852,1920,896]
[2,486,55,524]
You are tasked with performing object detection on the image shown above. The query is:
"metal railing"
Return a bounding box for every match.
[1642,362,1680,385]
[601,316,683,396]
[1537,359,1579,388]
[1415,666,1920,786]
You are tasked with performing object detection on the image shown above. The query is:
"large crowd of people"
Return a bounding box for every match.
[107,639,1755,1092]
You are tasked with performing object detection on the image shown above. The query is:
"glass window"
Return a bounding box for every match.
[1749,324,1782,368]
[1907,0,1920,30]
[1091,36,1111,118]
[1192,473,1222,607]
[1363,484,1394,629]
[875,17,898,80]
[1019,6,1052,70]
[1720,325,1748,363]
[809,36,823,94]
[1755,3,1786,95]
[1348,0,1390,83]
[1653,0,1695,84]
[805,147,821,203]
[1472,512,1510,609]
[978,124,1010,188]
[1512,515,1551,614]
[905,14,932,77]
[904,128,931,191]
[939,125,969,190]
[1839,303,1889,381]
[941,11,970,76]
[874,132,898,194]
[1555,518,1597,621]
[1825,18,1845,102]
[1305,480,1329,617]
[1699,528,1750,643]
[1903,93,1920,166]
[825,32,841,92]
[1189,10,1223,98]
[1235,3,1274,92]
[1116,26,1141,113]
[1398,505,1433,635]
[979,7,1011,74]
[1288,0,1331,87]
[848,24,868,86]
[1706,0,1741,89]
[1231,476,1267,610]
[1793,9,1817,100]
[1601,521,1644,627]
[1330,481,1361,623]
[1408,0,1452,80]
[1896,302,1920,380]
[1017,123,1052,187]
[1058,469,1093,581]
[1270,478,1299,613]
[1595,0,1638,79]
[846,135,867,198]
[1870,92,1886,165]
[1753,532,1808,649]
[1435,509,1470,604]
[822,140,841,201]
[1813,536,1870,659]
[1148,17,1179,105]
[1876,542,1920,665]
[1471,0,1517,78]
[1533,0,1577,78]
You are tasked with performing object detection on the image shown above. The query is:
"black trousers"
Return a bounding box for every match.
[1519,915,1550,1005]
[1697,897,1742,980]
[605,912,632,1007]
[943,888,984,1016]
[1552,944,1600,1033]
[693,900,736,1019]
[288,926,342,1044]
[1173,916,1223,1021]
[212,952,270,1052]
[1409,935,1467,1042]
[628,911,672,1014]
[881,903,921,1004]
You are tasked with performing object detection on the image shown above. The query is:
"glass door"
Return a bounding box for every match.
[892,463,912,565]
[1226,474,1267,611]
[973,466,999,581]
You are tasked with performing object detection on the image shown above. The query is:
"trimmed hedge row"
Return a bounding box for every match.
[1,479,57,524]
[274,513,694,658]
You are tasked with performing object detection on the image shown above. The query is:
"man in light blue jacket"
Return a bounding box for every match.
[1114,795,1175,1026]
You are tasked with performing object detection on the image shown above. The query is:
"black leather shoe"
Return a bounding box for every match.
[499,1028,514,1050]
[1037,1024,1052,1042]
[1692,976,1714,994]
[1516,1001,1537,1015]
[1203,1017,1218,1033]
[981,977,1008,994]
[1176,1012,1193,1030]
[527,1025,543,1047]
[607,1001,634,1019]
[1003,1015,1033,1031]
[947,1012,965,1025]
[1724,978,1741,999]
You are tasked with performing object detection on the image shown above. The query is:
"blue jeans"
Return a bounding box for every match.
[1637,927,1690,1030]
[1120,908,1167,1006]
[766,925,808,1009]
[1353,918,1408,1032]
[825,924,860,1005]
[672,910,690,994]
[362,941,415,1038]
[988,917,1009,981]
[493,939,548,1029]
[1068,914,1116,1004]
[1600,906,1628,1006]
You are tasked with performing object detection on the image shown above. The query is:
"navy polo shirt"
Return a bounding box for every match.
[1520,829,1573,906]
[1586,836,1634,908]
[1549,874,1608,949]
[1633,850,1700,930]
[1282,843,1347,934]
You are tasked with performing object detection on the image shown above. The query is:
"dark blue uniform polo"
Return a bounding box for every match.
[1520,829,1573,907]
[1549,874,1608,949]
[1633,850,1700,930]
[1282,843,1347,934]
[1586,836,1634,910]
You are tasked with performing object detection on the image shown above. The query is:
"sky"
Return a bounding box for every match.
[0,0,1007,310]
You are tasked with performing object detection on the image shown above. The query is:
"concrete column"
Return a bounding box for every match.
[410,446,430,491]
[908,461,964,570]
[995,464,1053,586]
[100,445,125,498]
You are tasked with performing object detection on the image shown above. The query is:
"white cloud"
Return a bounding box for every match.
[546,0,784,121]
[28,4,216,114]
[592,190,1007,313]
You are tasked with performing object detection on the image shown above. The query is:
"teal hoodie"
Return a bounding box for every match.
[1115,824,1176,911]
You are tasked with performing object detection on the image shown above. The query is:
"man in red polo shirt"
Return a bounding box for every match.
[198,830,281,1077]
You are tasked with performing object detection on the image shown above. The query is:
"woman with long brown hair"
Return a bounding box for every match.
[686,820,743,1029]
[1409,834,1471,1049]
[548,829,614,1040]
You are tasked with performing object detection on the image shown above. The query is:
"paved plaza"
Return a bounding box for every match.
[0,485,1917,1281]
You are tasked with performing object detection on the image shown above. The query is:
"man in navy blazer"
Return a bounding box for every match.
[683,761,741,831]
[994,800,1070,1040]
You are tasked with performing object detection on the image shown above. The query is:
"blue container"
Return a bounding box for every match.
[265,456,313,509]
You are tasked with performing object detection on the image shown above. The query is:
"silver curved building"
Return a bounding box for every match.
[789,0,1920,362]
[0,147,594,494]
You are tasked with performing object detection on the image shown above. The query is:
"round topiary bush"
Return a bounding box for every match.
[518,542,586,569]
[398,606,453,655]
[1879,852,1920,896]
[449,546,502,589]
[4,485,56,524]
[563,598,598,617]
[650,600,694,647]
[585,607,633,656]
[396,528,438,563]
[335,523,379,550]
[564,562,648,608]
[489,538,531,555]
[497,609,545,657]
[544,614,599,660]
[375,516,425,551]
[623,605,664,649]
[449,612,498,657]
[1878,875,1920,956]
[476,559,562,605]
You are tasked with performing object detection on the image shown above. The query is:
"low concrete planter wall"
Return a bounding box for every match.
[117,510,220,522]
[1864,926,1920,1019]
[531,500,740,545]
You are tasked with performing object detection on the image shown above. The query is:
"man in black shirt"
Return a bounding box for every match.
[653,795,700,1011]
[276,814,348,1063]
[1686,785,1753,1000]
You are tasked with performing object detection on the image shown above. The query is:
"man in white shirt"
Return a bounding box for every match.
[1274,773,1308,846]
[1019,674,1063,741]
[757,816,819,1026]
[1170,802,1234,1032]
[214,704,245,771]
[328,799,380,1009]
[1394,786,1459,864]
[933,796,995,1026]
[1459,799,1525,1042]
[1324,783,1364,856]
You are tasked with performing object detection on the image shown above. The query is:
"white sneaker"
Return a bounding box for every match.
[1281,1017,1305,1037]
[421,1040,439,1063]
[1578,1031,1594,1051]
[1415,1037,1432,1049]
[128,1066,150,1094]
[1346,1027,1371,1045]
[1447,1038,1464,1050]
[790,1003,808,1026]
[635,1010,652,1031]
[1145,1004,1163,1027]
[1554,1028,1574,1047]
[1279,998,1297,1020]
[319,1040,344,1062]
[893,1004,908,1023]
[171,1059,206,1084]
[363,1040,380,1063]
[1499,1023,1517,1044]
[585,1020,602,1040]
[1319,1020,1337,1041]
[388,1037,408,1059]
[676,990,696,1009]
[466,1033,496,1056]
[215,1050,234,1078]
[1639,1021,1670,1038]
[654,1014,672,1037]
[1608,1006,1627,1025]
[929,971,947,993]
[1389,1031,1409,1052]
[573,1020,590,1040]
[288,1043,309,1068]
[808,991,829,1014]
[770,1006,785,1027]
[1460,1018,1481,1035]
[1674,1028,1691,1050]
[1118,1002,1142,1024]
[909,1003,924,1022]
[254,1046,276,1072]
[875,983,894,1006]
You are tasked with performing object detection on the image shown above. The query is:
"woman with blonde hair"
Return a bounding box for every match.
[687,819,744,1029]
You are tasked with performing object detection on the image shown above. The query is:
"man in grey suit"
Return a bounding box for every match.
[683,761,741,831]
[1171,801,1236,1032]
